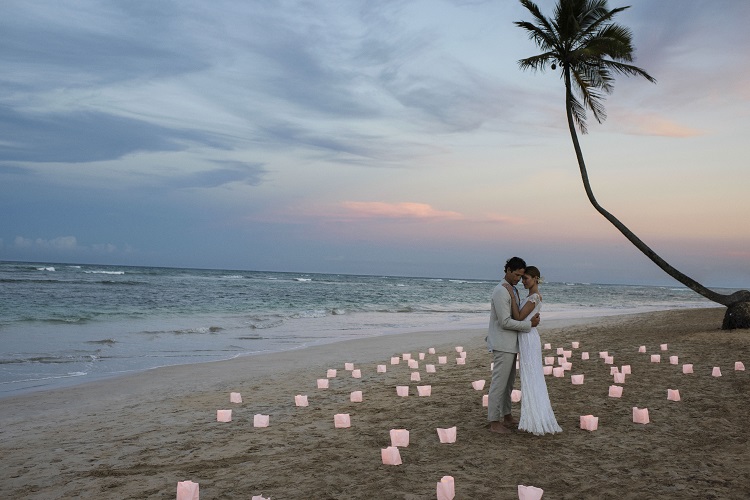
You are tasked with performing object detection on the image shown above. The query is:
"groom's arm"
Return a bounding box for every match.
[492,287,532,333]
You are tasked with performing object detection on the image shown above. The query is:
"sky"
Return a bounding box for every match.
[1,0,749,288]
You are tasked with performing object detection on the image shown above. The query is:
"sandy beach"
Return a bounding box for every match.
[1,307,748,499]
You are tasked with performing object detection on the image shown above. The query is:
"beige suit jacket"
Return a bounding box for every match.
[486,279,532,353]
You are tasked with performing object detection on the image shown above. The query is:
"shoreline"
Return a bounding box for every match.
[0,307,709,400]
[2,307,748,499]
[0,313,615,402]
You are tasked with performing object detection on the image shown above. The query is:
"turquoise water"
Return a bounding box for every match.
[0,261,726,397]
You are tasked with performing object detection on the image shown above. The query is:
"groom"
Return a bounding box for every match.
[487,256,540,434]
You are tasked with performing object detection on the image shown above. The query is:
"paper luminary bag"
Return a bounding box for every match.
[572,341,580,349]
[564,350,573,358]
[557,347,565,355]
[661,344,669,351]
[417,385,432,396]
[176,480,199,500]
[511,389,522,402]
[614,373,626,384]
[253,414,270,428]
[345,362,354,371]
[408,359,419,369]
[396,386,409,397]
[230,392,242,404]
[327,369,337,378]
[350,390,363,402]
[251,495,270,500]
[610,367,619,375]
[667,389,681,401]
[571,374,584,385]
[639,345,647,353]
[456,358,466,365]
[553,367,565,378]
[216,410,232,422]
[438,356,447,364]
[544,343,552,350]
[682,364,694,374]
[544,357,555,366]
[317,379,329,389]
[411,372,421,382]
[377,364,387,373]
[632,407,650,424]
[295,395,308,407]
[436,475,455,500]
[334,413,351,428]
[557,356,566,365]
[455,346,464,353]
[428,347,436,354]
[419,352,426,360]
[381,446,402,465]
[517,484,544,500]
[650,355,661,363]
[736,361,746,371]
[482,394,488,406]
[391,357,400,365]
[581,352,590,360]
[579,414,598,431]
[471,380,485,391]
[562,362,573,371]
[390,428,410,447]
[599,351,608,359]
[712,367,722,377]
[437,426,457,443]
[621,365,632,375]
[608,385,623,398]
[352,369,362,378]
[460,351,467,359]
[426,364,436,373]
[402,353,412,360]
[670,356,679,365]
[604,356,614,365]
[543,366,553,376]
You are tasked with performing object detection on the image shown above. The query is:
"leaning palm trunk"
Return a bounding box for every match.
[563,69,750,329]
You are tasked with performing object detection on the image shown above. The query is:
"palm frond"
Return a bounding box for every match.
[518,52,556,72]
[516,0,655,132]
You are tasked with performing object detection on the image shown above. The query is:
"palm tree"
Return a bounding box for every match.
[515,0,750,329]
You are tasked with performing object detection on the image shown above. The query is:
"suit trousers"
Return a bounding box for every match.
[488,350,517,422]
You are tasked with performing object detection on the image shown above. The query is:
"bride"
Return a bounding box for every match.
[503,266,562,436]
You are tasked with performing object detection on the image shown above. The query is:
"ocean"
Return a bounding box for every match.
[0,261,727,397]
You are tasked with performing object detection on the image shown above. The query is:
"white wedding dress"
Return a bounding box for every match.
[518,293,562,435]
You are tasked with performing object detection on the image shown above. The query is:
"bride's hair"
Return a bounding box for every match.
[525,266,543,284]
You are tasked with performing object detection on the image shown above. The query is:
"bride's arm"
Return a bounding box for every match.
[502,287,538,320]
[501,283,524,320]
[517,300,536,320]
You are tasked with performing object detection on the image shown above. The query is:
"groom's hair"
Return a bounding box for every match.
[504,256,526,273]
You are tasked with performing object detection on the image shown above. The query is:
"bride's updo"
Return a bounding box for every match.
[525,266,543,284]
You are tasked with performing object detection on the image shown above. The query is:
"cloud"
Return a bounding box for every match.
[12,235,122,255]
[0,107,223,163]
[174,161,267,188]
[0,2,207,91]
[337,202,526,226]
[341,201,464,220]
[616,113,704,138]
[14,235,78,250]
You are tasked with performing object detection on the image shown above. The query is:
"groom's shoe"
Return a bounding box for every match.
[503,415,518,428]
[489,421,512,434]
